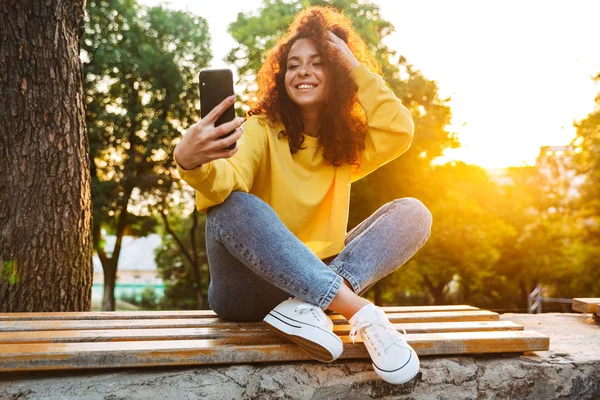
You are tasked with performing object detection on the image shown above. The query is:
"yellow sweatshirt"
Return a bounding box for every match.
[176,64,414,260]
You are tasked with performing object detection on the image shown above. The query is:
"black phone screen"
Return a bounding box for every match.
[199,69,236,150]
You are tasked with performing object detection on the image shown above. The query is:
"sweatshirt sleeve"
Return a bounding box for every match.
[350,64,414,183]
[174,115,267,214]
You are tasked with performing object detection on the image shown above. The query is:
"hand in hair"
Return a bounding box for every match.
[327,30,360,70]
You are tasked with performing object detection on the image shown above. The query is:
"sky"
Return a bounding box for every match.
[142,0,600,169]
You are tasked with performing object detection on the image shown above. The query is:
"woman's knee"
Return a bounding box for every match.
[207,191,267,224]
[391,197,433,236]
[208,191,252,214]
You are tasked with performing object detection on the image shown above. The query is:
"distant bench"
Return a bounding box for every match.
[572,298,600,318]
[0,305,550,372]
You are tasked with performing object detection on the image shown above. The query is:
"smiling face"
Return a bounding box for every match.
[284,38,329,113]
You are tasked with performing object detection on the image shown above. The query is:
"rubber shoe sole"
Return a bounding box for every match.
[373,349,420,384]
[263,312,343,363]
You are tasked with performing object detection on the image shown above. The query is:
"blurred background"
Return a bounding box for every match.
[84,0,600,312]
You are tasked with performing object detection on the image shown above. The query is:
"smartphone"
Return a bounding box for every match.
[199,68,236,151]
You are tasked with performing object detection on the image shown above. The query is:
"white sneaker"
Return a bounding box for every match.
[349,303,420,384]
[263,297,343,362]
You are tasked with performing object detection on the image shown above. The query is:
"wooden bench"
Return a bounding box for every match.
[572,298,600,317]
[0,305,550,372]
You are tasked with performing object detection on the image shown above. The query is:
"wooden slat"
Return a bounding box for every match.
[21,311,499,332]
[0,321,523,345]
[333,310,499,324]
[572,298,600,314]
[0,318,230,332]
[0,305,480,321]
[367,305,479,313]
[0,311,498,333]
[0,310,219,321]
[0,330,549,372]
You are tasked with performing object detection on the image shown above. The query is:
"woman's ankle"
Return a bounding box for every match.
[328,284,371,320]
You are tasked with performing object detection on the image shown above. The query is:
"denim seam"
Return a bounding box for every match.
[331,201,398,290]
[328,264,361,294]
[339,200,397,265]
[319,274,343,309]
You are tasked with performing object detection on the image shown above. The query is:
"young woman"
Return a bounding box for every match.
[174,7,432,385]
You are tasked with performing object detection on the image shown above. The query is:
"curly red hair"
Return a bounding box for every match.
[248,6,381,168]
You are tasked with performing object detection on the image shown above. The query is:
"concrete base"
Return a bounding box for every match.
[1,313,599,400]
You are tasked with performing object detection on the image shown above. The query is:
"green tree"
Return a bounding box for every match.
[385,163,514,307]
[139,286,160,310]
[155,200,210,310]
[572,73,600,224]
[380,161,582,310]
[569,72,600,297]
[83,0,211,310]
[490,165,585,310]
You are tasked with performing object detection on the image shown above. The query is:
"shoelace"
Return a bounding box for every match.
[349,319,409,356]
[295,303,328,327]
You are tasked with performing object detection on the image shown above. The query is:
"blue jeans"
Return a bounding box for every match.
[205,191,432,322]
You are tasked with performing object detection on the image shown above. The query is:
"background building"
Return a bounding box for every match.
[92,234,165,306]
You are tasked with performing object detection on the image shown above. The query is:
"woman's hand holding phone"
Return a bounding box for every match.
[174,95,244,170]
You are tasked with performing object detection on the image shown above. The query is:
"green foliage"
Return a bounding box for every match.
[227,0,301,95]
[377,163,514,306]
[495,167,578,281]
[569,72,600,297]
[374,159,594,310]
[573,73,600,231]
[155,206,209,310]
[83,0,211,309]
[84,0,211,240]
[139,286,160,309]
[118,286,160,310]
[118,291,138,305]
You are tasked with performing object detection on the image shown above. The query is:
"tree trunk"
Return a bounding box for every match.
[520,280,530,311]
[102,263,117,311]
[0,0,93,312]
[423,274,446,305]
[99,194,130,311]
[373,283,382,305]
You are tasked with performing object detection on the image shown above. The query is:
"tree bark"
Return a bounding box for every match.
[0,0,93,312]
